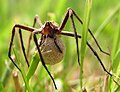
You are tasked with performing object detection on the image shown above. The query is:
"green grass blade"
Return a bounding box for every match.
[111,5,120,57]
[95,5,120,38]
[20,67,33,92]
[113,49,120,73]
[1,60,14,86]
[0,81,4,92]
[108,6,120,91]
[80,0,92,89]
[27,53,40,81]
[13,47,32,92]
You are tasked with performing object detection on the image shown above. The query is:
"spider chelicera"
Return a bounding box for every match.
[8,8,115,89]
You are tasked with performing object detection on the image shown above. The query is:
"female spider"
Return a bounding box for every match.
[8,8,113,89]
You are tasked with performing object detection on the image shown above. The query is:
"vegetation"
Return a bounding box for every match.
[0,0,120,92]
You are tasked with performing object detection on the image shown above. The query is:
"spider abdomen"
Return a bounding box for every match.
[40,36,66,65]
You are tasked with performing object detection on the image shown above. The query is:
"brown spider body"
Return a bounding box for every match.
[40,35,65,65]
[37,22,66,64]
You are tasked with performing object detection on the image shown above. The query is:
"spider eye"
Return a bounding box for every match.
[45,22,50,26]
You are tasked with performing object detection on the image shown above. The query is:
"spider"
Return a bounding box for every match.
[8,8,114,89]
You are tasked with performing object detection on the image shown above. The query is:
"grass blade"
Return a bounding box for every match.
[20,67,33,92]
[27,52,40,81]
[1,60,14,86]
[95,5,120,38]
[13,47,32,92]
[108,6,120,91]
[0,81,4,92]
[111,5,120,58]
[80,0,92,89]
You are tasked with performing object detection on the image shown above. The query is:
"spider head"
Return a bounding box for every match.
[41,21,59,37]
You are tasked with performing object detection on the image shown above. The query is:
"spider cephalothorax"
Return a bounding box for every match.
[41,21,59,37]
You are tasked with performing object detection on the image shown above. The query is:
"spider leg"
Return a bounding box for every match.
[27,15,43,59]
[70,14,80,65]
[60,31,112,76]
[33,15,43,27]
[54,37,63,53]
[59,7,113,80]
[33,32,57,89]
[59,8,110,56]
[86,42,112,76]
[59,7,113,77]
[72,8,110,55]
[19,29,29,67]
[58,8,81,65]
[8,24,36,71]
[88,29,110,55]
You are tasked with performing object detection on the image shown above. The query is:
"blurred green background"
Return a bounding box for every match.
[0,0,120,92]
